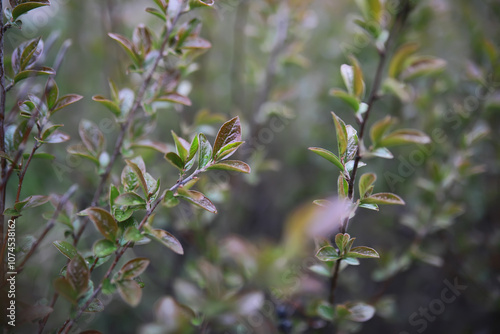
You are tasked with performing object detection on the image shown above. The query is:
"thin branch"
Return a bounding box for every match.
[59,166,204,333]
[329,2,410,306]
[72,2,187,246]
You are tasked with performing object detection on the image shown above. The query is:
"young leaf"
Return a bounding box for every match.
[207,160,250,173]
[349,55,365,98]
[156,94,192,106]
[329,89,360,111]
[334,233,346,253]
[165,152,184,170]
[358,173,377,198]
[176,189,217,213]
[67,254,90,297]
[214,141,244,161]
[212,117,241,159]
[12,1,50,20]
[316,246,341,262]
[308,147,344,171]
[79,207,119,241]
[93,239,118,258]
[125,159,148,196]
[389,43,419,78]
[377,129,431,147]
[117,280,142,307]
[114,192,146,207]
[108,33,141,66]
[171,131,190,162]
[401,56,446,81]
[45,77,59,110]
[331,112,348,157]
[117,258,150,280]
[188,135,199,161]
[14,67,55,83]
[362,193,405,205]
[92,95,121,116]
[347,246,380,258]
[53,241,78,260]
[370,115,395,145]
[198,133,212,168]
[79,120,105,154]
[338,175,348,198]
[144,229,184,255]
[51,94,84,114]
[163,190,180,208]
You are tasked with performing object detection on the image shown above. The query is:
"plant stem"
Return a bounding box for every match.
[72,1,186,246]
[328,3,410,307]
[59,167,204,333]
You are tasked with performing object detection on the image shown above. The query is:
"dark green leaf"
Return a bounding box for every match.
[114,192,146,207]
[171,131,190,161]
[12,1,50,20]
[165,152,184,170]
[125,159,148,196]
[53,277,78,304]
[45,77,59,110]
[188,135,199,161]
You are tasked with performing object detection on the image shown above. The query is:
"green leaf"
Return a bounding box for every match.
[214,141,244,161]
[108,33,141,66]
[388,43,420,78]
[116,280,142,307]
[12,1,50,20]
[114,192,146,207]
[316,246,341,262]
[338,175,348,198]
[52,94,83,114]
[198,133,212,168]
[359,173,376,198]
[117,258,150,280]
[92,95,121,116]
[163,190,180,208]
[308,147,343,171]
[79,207,118,241]
[378,129,431,147]
[317,303,335,321]
[13,195,49,212]
[335,233,349,253]
[370,115,395,145]
[67,254,89,297]
[53,241,78,260]
[344,257,360,265]
[165,152,184,170]
[207,160,250,173]
[213,117,242,159]
[67,144,99,165]
[347,246,380,258]
[330,89,360,111]
[146,7,167,21]
[41,130,70,144]
[176,188,217,213]
[171,131,190,162]
[362,193,405,205]
[368,147,393,159]
[124,226,143,242]
[144,228,184,255]
[331,112,348,157]
[14,67,55,83]
[93,239,118,257]
[359,203,379,211]
[125,159,148,196]
[188,135,199,161]
[79,120,105,154]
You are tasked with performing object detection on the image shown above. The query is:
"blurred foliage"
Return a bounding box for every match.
[0,0,499,333]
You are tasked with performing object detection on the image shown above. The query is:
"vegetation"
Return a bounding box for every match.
[0,0,498,333]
